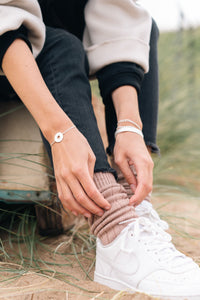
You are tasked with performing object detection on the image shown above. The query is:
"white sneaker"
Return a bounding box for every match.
[135,200,169,230]
[94,217,200,300]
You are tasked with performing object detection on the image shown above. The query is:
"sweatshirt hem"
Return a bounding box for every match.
[85,38,149,75]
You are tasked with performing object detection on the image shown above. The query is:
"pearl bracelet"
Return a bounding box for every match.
[50,125,76,146]
[115,125,144,139]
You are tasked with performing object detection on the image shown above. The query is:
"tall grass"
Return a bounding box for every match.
[154,27,200,193]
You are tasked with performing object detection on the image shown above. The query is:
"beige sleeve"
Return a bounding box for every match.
[83,0,152,75]
[0,0,45,59]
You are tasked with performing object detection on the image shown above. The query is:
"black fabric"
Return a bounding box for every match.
[38,0,88,40]
[0,0,145,98]
[0,25,32,69]
[96,62,144,106]
[38,0,144,94]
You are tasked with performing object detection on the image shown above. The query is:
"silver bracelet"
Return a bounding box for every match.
[118,119,142,130]
[115,125,143,138]
[50,125,76,146]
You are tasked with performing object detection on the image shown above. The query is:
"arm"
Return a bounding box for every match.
[2,38,110,217]
[84,0,154,205]
[112,86,154,206]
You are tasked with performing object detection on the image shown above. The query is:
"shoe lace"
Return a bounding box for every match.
[135,201,169,230]
[120,217,191,268]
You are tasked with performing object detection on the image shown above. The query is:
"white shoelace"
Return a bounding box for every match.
[135,201,169,230]
[120,217,192,268]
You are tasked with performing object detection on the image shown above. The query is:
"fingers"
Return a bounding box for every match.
[76,168,111,211]
[115,155,137,189]
[57,160,110,216]
[67,176,106,216]
[114,133,154,207]
[129,158,154,206]
[57,179,92,218]
[88,152,96,178]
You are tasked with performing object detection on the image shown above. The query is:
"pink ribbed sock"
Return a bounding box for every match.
[90,172,137,245]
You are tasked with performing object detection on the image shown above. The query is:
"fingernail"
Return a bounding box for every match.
[72,211,78,216]
[84,213,91,218]
[97,211,104,217]
[105,205,111,210]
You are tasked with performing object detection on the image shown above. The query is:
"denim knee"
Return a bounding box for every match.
[37,26,89,76]
[48,27,89,74]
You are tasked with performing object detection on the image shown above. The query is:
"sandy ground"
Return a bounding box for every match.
[0,195,199,300]
[0,97,199,300]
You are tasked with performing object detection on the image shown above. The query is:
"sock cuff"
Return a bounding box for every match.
[94,172,116,190]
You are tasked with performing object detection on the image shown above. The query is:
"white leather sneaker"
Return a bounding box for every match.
[135,200,169,230]
[94,217,200,300]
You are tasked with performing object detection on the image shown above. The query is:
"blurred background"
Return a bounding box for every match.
[140,0,200,196]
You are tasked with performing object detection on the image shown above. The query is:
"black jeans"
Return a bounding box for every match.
[0,21,159,175]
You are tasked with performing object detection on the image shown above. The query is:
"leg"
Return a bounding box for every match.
[138,19,159,154]
[36,27,136,241]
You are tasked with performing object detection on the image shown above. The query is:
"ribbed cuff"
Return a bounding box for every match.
[94,172,116,190]
[96,62,144,106]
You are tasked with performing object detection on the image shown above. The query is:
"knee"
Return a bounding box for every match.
[56,29,89,73]
[45,27,88,69]
[55,29,86,60]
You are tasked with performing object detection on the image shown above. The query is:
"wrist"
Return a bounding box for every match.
[117,116,143,130]
[112,85,143,129]
[115,125,144,139]
[42,116,74,144]
[118,119,142,130]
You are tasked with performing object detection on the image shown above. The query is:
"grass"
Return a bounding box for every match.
[0,26,200,298]
[154,26,200,191]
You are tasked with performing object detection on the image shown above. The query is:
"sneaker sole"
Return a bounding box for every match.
[94,272,200,300]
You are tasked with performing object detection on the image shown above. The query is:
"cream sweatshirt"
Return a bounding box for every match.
[0,0,151,75]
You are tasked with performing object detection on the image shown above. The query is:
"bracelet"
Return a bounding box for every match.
[50,125,76,146]
[118,119,142,130]
[115,125,144,138]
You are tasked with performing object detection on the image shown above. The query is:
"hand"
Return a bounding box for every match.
[51,127,111,218]
[114,132,154,206]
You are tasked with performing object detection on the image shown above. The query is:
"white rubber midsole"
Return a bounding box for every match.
[94,272,200,300]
